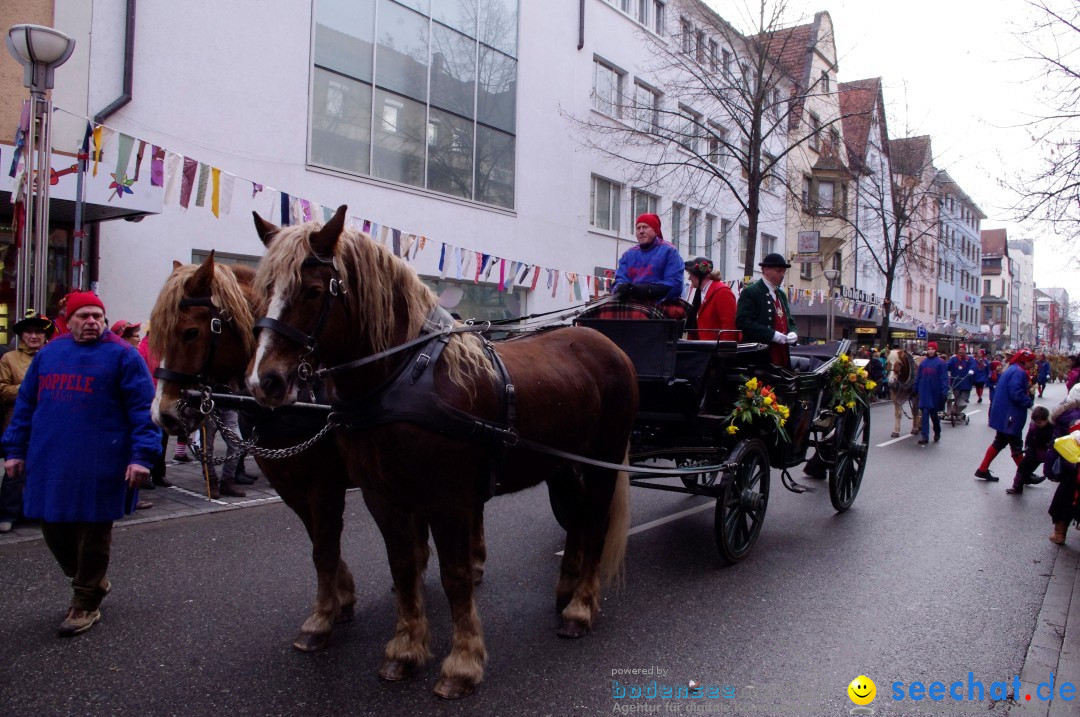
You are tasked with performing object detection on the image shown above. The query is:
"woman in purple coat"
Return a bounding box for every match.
[975,349,1037,482]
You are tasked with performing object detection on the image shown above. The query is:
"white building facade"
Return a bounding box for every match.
[25,0,789,324]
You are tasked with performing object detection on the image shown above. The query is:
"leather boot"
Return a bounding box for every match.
[208,477,221,500]
[219,477,247,498]
[1050,522,1068,545]
[1005,475,1024,495]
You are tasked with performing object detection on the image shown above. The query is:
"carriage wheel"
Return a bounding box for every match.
[829,400,870,512]
[714,440,770,565]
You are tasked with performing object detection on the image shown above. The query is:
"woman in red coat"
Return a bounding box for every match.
[684,257,738,341]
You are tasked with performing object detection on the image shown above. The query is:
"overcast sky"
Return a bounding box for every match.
[714,0,1074,293]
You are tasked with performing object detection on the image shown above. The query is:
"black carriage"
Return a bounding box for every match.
[575,316,871,564]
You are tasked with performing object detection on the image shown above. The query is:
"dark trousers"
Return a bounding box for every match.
[1049,465,1080,524]
[992,431,1024,455]
[0,473,23,522]
[41,521,113,611]
[920,406,941,439]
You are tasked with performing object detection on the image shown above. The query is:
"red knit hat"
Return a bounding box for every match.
[927,341,938,351]
[635,213,663,238]
[1010,348,1036,364]
[65,291,105,317]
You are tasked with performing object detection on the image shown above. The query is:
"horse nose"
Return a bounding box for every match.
[259,372,288,402]
[157,412,185,436]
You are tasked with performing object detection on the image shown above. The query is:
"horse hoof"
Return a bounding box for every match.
[434,676,476,699]
[555,595,571,615]
[336,604,355,624]
[293,631,331,652]
[378,659,417,682]
[890,432,899,438]
[556,618,591,639]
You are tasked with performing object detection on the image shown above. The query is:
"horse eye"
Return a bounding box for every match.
[304,285,323,301]
[182,328,199,343]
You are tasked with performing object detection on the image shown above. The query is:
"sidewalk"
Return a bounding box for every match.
[0,434,287,547]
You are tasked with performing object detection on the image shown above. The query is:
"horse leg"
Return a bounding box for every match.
[892,395,903,435]
[367,495,431,682]
[428,509,486,699]
[548,469,585,614]
[469,500,487,585]
[556,466,629,639]
[270,470,351,652]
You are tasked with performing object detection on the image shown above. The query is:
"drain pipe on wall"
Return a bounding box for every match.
[578,0,585,50]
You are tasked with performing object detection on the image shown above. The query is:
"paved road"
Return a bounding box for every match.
[1,383,1077,716]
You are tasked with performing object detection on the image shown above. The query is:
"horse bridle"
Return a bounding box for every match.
[153,295,233,389]
[253,254,350,381]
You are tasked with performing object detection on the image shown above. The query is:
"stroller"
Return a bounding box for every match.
[941,371,974,427]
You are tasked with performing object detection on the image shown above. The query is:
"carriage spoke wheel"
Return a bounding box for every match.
[714,439,770,565]
[829,400,870,512]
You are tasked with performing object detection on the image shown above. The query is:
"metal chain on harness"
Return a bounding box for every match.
[176,391,336,463]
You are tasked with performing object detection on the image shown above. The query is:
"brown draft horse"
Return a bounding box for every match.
[245,205,637,699]
[148,255,357,651]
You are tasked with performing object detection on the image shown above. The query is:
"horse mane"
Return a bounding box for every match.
[886,349,913,386]
[254,220,496,389]
[149,262,257,358]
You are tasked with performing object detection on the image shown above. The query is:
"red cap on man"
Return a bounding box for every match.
[927,341,938,351]
[635,213,663,238]
[65,291,105,317]
[1010,348,1036,364]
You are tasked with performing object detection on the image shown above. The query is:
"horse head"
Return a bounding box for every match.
[149,251,256,434]
[246,205,358,408]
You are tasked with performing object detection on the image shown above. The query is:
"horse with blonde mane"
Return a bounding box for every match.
[886,348,919,437]
[245,205,636,699]
[149,253,357,651]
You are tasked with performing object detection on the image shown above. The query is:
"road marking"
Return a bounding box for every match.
[877,433,914,447]
[965,410,981,416]
[556,502,713,556]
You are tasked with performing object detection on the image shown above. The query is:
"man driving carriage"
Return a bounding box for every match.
[611,213,685,308]
[734,254,798,369]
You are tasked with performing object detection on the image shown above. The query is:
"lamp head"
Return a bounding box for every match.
[6,24,75,95]
[823,268,840,282]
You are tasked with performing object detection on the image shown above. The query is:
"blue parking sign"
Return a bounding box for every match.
[916,326,927,339]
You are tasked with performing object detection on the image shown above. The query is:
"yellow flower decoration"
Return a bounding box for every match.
[849,373,858,382]
[846,400,856,408]
[746,377,759,390]
[726,424,739,435]
[858,369,868,379]
[780,419,787,427]
[835,405,845,413]
[764,396,773,405]
[866,381,877,391]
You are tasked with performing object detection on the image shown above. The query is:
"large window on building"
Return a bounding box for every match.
[312,0,519,209]
[591,175,622,232]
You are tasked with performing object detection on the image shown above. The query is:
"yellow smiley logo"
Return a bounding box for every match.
[847,675,876,706]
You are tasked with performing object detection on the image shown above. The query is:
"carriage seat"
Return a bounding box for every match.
[789,354,825,373]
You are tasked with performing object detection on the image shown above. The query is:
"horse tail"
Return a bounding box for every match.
[599,446,631,588]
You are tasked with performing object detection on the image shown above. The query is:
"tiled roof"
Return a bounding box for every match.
[981,228,1008,256]
[889,135,932,176]
[838,78,881,169]
[764,22,814,83]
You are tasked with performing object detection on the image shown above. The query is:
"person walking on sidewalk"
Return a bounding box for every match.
[1047,385,1080,544]
[976,348,1037,483]
[914,342,948,445]
[1,291,161,637]
[0,309,54,533]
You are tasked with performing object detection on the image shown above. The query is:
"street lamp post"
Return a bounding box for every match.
[5,24,75,318]
[823,268,840,342]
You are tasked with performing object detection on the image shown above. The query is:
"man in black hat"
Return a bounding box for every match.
[735,253,798,368]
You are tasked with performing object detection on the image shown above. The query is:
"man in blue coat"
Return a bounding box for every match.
[612,213,685,303]
[915,342,949,444]
[947,344,977,420]
[975,348,1037,482]
[3,291,160,637]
